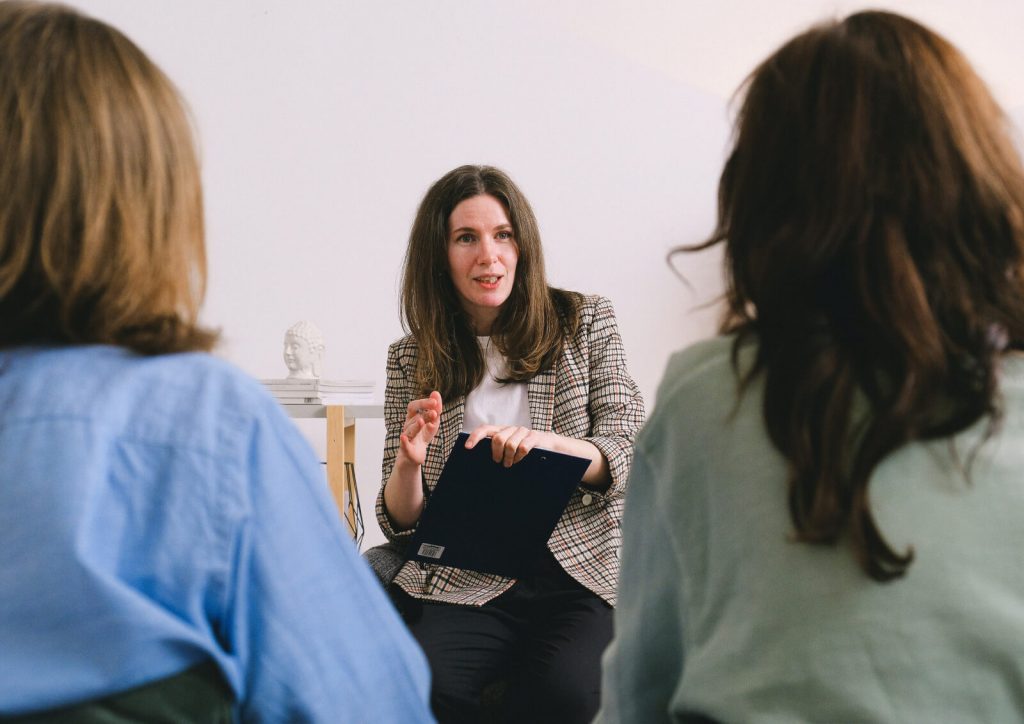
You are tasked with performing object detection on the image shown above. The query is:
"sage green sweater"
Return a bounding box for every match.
[598,336,1024,723]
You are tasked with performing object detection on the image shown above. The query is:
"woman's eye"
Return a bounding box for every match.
[496,230,514,240]
[456,234,475,244]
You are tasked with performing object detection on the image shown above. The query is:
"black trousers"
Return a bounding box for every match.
[393,551,613,724]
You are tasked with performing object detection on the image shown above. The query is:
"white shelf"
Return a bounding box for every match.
[283,403,384,421]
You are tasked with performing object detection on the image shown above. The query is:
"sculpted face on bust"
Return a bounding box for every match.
[284,332,318,379]
[282,320,325,379]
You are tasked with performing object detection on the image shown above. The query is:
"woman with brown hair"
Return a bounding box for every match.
[0,2,431,720]
[376,164,645,722]
[599,10,1024,723]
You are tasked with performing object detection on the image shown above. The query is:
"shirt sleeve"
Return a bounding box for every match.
[222,397,433,723]
[596,449,685,723]
[581,296,646,494]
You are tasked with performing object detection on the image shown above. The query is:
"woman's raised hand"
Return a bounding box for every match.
[398,390,443,467]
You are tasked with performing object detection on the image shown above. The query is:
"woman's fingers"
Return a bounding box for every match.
[404,391,443,437]
[466,425,554,467]
[406,395,440,421]
[464,425,497,450]
[490,426,531,467]
[403,414,425,439]
[406,390,442,414]
[397,391,444,467]
[512,433,535,465]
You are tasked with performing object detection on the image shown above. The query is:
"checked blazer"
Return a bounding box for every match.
[375,294,645,607]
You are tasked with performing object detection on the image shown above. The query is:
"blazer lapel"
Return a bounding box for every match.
[528,368,556,431]
[439,396,466,454]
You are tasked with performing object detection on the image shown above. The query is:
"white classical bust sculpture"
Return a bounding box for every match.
[283,320,325,380]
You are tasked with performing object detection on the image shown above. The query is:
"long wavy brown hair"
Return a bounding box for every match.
[0,1,216,354]
[401,164,579,400]
[691,11,1024,580]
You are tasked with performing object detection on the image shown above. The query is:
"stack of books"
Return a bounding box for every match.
[260,378,376,406]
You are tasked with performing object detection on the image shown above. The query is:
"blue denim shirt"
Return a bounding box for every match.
[0,345,432,722]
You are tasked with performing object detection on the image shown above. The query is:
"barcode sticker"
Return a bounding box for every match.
[417,543,445,559]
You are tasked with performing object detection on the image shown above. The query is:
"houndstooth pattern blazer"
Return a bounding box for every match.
[375,294,645,607]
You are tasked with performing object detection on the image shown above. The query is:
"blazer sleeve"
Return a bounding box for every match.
[581,295,646,496]
[375,340,418,543]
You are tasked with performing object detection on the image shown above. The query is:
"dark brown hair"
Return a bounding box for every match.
[690,11,1024,580]
[401,164,579,399]
[0,1,217,354]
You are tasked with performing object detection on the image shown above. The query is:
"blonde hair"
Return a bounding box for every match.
[0,1,217,353]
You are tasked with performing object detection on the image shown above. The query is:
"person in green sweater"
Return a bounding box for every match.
[599,10,1024,723]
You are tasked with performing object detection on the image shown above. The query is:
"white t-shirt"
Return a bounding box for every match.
[462,337,531,432]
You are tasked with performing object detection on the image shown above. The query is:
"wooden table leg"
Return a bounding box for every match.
[326,405,358,538]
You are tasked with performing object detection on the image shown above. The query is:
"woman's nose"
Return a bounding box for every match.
[477,237,499,263]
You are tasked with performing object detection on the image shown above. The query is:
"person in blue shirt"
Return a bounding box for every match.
[0,3,433,721]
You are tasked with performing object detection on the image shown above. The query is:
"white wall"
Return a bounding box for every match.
[71,0,1024,549]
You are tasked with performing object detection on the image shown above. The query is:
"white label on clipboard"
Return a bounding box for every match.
[417,543,445,559]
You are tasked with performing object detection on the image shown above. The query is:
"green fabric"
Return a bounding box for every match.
[3,661,233,724]
[599,337,1024,723]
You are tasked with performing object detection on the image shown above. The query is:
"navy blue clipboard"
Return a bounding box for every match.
[406,432,590,578]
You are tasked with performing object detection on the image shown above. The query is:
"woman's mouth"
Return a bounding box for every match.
[474,275,502,290]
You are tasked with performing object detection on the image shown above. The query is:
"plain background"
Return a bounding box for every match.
[71,0,1024,548]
